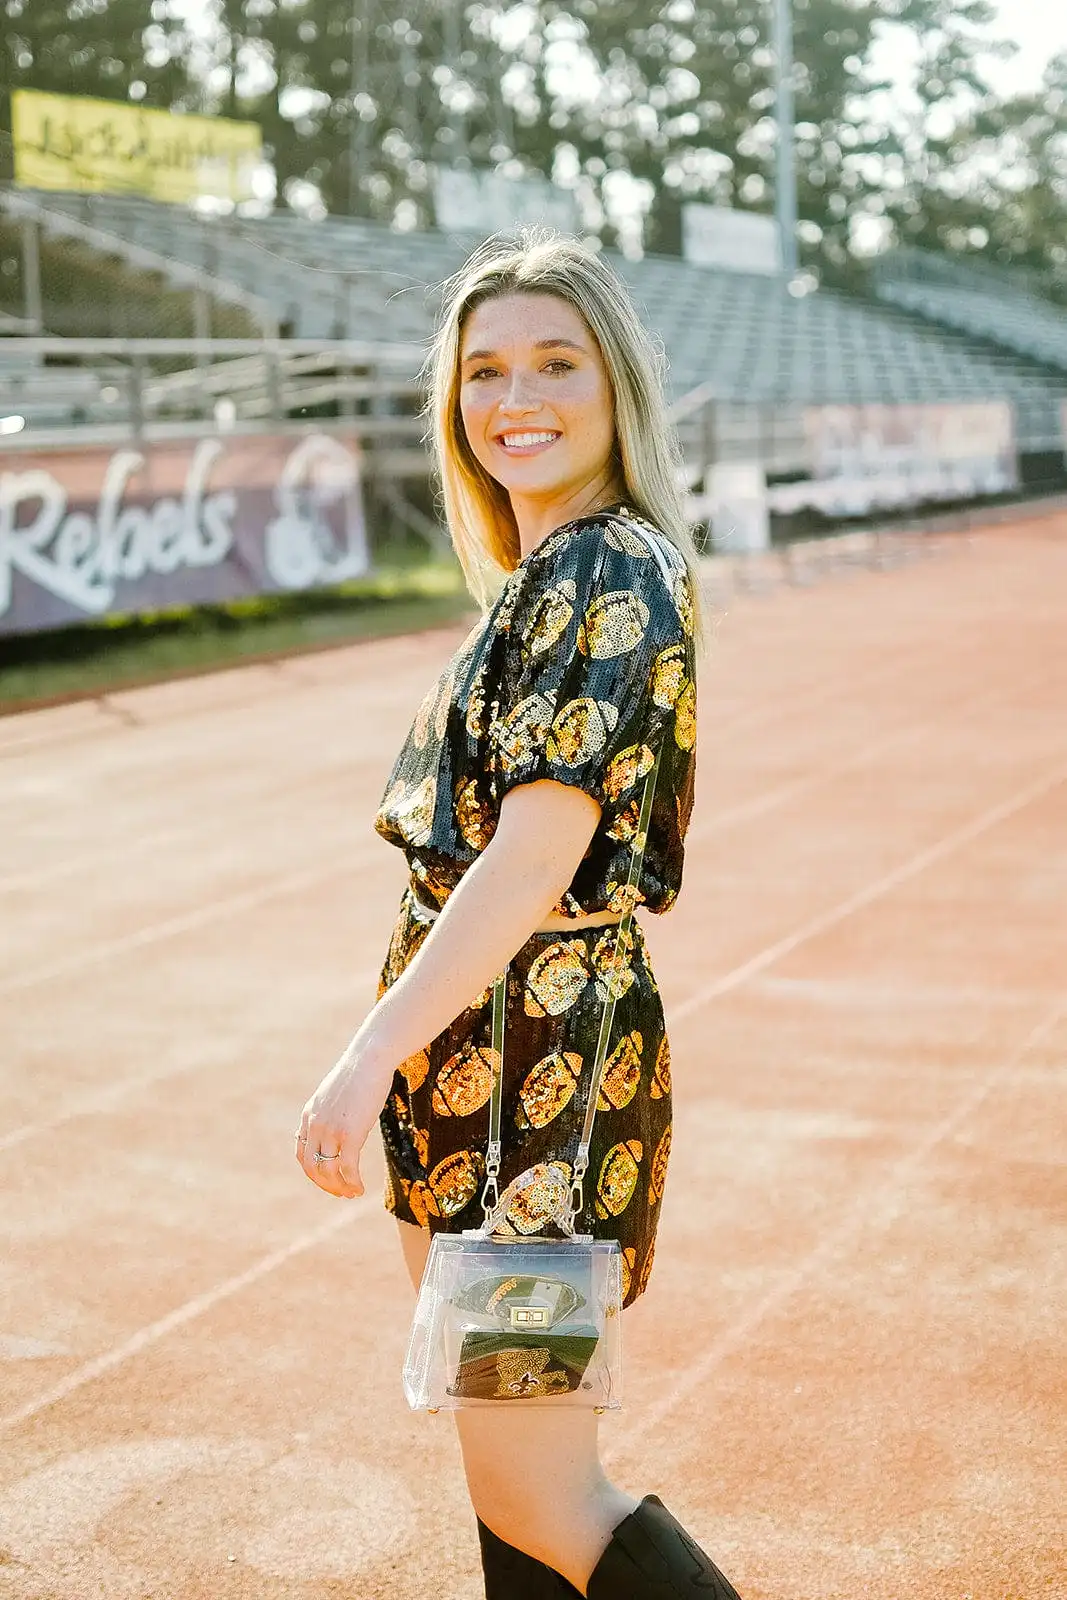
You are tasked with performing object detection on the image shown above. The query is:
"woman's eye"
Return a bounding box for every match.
[466,360,574,380]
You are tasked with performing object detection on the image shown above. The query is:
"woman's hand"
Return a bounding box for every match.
[295,1049,391,1199]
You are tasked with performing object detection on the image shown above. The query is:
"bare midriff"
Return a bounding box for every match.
[408,889,622,935]
[532,908,624,933]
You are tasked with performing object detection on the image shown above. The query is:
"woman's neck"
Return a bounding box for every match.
[512,472,626,562]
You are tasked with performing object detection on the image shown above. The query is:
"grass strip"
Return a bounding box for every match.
[0,561,477,713]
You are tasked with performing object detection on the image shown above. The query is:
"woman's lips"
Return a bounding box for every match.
[493,430,562,457]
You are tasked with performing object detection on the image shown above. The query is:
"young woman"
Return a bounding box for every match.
[295,233,743,1600]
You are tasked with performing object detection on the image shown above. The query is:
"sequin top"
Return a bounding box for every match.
[373,502,697,919]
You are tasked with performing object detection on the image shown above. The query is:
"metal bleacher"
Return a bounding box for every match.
[872,249,1067,378]
[3,185,1067,476]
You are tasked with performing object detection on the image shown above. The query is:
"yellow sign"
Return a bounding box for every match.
[11,90,262,205]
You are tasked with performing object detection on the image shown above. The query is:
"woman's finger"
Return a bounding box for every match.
[336,1146,365,1197]
[299,1128,361,1198]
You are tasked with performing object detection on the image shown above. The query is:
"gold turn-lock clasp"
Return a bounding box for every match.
[509,1305,551,1330]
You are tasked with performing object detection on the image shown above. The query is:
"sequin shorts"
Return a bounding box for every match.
[376,882,673,1309]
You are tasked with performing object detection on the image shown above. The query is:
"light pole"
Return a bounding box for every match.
[348,0,368,216]
[772,0,798,276]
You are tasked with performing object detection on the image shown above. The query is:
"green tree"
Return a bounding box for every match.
[880,45,1067,298]
[191,0,521,222]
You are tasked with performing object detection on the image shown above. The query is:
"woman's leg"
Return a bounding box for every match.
[397,1220,636,1593]
[456,1400,638,1592]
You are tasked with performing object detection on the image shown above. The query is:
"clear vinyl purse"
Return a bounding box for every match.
[402,738,664,1413]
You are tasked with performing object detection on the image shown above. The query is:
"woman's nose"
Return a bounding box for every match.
[498,372,541,412]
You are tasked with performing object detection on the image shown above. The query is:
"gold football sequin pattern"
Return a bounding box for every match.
[401,1048,430,1093]
[517,1050,584,1129]
[605,879,643,916]
[606,800,641,844]
[620,1246,638,1301]
[595,1140,643,1219]
[578,589,650,659]
[590,925,637,1002]
[492,691,556,774]
[603,742,655,803]
[427,1150,485,1217]
[524,579,576,658]
[649,1126,671,1205]
[674,570,694,636]
[524,940,590,1017]
[638,1237,656,1297]
[465,674,489,739]
[597,1030,643,1111]
[454,774,496,851]
[546,697,619,767]
[496,1161,573,1235]
[408,1179,437,1226]
[393,775,436,847]
[650,1035,672,1099]
[674,679,697,751]
[432,1043,498,1118]
[605,523,654,558]
[650,643,687,710]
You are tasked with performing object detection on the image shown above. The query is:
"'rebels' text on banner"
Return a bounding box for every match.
[0,431,369,636]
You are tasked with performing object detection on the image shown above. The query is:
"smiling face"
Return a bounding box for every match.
[458,291,621,518]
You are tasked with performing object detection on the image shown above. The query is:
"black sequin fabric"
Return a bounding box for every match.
[372,504,696,1306]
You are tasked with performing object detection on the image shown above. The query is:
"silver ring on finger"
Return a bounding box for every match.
[312,1151,340,1165]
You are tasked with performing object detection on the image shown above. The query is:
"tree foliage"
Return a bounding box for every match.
[1,0,1064,297]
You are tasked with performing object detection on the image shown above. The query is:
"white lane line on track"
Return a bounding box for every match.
[0,1209,359,1434]
[611,995,1067,1458]
[0,858,359,999]
[0,967,381,1155]
[672,754,1067,1022]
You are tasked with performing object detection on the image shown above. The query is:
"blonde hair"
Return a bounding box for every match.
[421,228,709,655]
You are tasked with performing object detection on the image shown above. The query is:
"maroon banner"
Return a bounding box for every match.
[0,430,368,635]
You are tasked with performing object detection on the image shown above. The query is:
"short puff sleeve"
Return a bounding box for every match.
[487,520,693,814]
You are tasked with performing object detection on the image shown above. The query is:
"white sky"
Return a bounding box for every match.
[872,0,1064,101]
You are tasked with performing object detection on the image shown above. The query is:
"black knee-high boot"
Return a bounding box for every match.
[476,1516,582,1599]
[585,1495,743,1599]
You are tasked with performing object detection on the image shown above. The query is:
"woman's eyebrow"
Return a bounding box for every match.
[461,337,587,362]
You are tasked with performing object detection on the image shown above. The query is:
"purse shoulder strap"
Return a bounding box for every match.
[480,515,674,1230]
[481,741,664,1229]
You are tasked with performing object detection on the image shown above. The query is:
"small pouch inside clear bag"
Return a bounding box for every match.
[403,1228,623,1411]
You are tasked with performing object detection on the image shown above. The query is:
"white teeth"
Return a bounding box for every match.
[499,432,558,448]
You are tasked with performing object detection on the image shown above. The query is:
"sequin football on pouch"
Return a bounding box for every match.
[372,504,696,1309]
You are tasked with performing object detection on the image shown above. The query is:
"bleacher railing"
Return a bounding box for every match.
[0,337,425,458]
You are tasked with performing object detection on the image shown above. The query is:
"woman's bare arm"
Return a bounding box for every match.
[295,778,601,1196]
